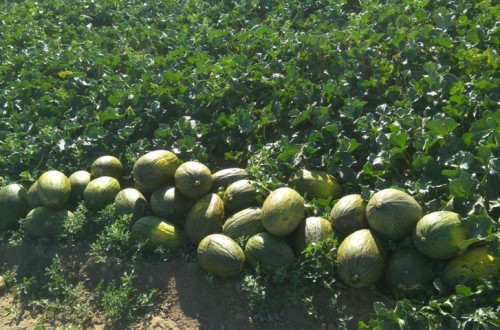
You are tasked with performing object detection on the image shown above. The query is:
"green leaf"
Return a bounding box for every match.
[449,172,480,198]
[426,117,459,137]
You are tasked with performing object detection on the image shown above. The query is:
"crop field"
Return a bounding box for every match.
[0,0,499,329]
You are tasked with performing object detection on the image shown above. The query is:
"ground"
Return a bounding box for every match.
[0,240,389,330]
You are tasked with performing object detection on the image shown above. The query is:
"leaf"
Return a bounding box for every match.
[426,117,459,137]
[449,172,480,198]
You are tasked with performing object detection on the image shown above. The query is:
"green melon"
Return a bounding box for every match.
[84,176,121,210]
[222,207,265,239]
[24,206,74,238]
[197,234,246,277]
[26,181,43,209]
[69,170,91,203]
[261,187,305,236]
[288,169,343,200]
[0,183,28,232]
[336,229,387,288]
[293,216,333,254]
[412,211,467,260]
[37,170,72,209]
[329,194,369,235]
[223,180,258,213]
[133,150,180,193]
[442,245,500,289]
[91,155,123,179]
[244,232,296,273]
[211,168,250,192]
[366,188,423,240]
[150,185,194,226]
[114,188,148,219]
[132,215,185,251]
[185,193,225,244]
[384,248,434,298]
[174,161,213,200]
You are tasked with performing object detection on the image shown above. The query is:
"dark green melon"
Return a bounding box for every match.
[91,155,123,179]
[412,211,467,260]
[222,207,265,239]
[37,170,72,209]
[366,188,423,240]
[293,216,333,254]
[197,234,246,277]
[336,229,387,288]
[69,170,91,203]
[27,181,43,209]
[133,150,180,193]
[84,176,121,210]
[289,169,343,200]
[114,188,148,219]
[223,180,258,213]
[132,215,185,251]
[384,248,434,298]
[174,161,212,200]
[244,232,296,273]
[211,168,250,192]
[0,183,28,232]
[185,193,225,244]
[261,187,305,236]
[24,206,74,238]
[150,185,194,226]
[330,194,369,235]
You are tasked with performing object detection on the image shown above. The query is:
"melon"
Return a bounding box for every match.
[211,168,250,192]
[412,211,467,260]
[37,170,72,208]
[174,161,212,200]
[366,188,423,240]
[288,169,342,200]
[26,181,43,209]
[24,206,74,238]
[261,187,305,236]
[132,215,185,251]
[69,170,91,203]
[223,180,258,213]
[150,185,194,226]
[336,229,387,288]
[133,150,180,193]
[222,207,265,239]
[197,234,246,277]
[91,155,123,179]
[114,188,148,219]
[184,193,225,244]
[0,183,28,231]
[293,216,333,254]
[244,232,296,273]
[329,194,368,235]
[84,176,121,210]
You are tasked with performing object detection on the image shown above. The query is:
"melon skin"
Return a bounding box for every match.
[292,216,333,254]
[150,185,194,227]
[114,188,148,220]
[184,193,225,244]
[0,183,28,231]
[27,181,43,209]
[330,194,369,235]
[261,187,305,236]
[222,207,265,239]
[84,176,121,210]
[69,170,91,203]
[174,161,213,200]
[211,168,250,193]
[37,170,72,209]
[24,206,74,238]
[197,234,246,277]
[132,215,185,251]
[412,211,467,260]
[288,169,343,200]
[244,232,296,273]
[366,188,423,240]
[133,150,180,193]
[223,180,259,213]
[91,155,123,179]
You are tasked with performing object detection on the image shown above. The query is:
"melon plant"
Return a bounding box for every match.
[0,183,28,232]
[211,167,250,192]
[133,150,180,193]
[36,170,72,209]
[150,185,194,226]
[336,229,387,288]
[366,188,423,240]
[222,207,265,239]
[330,194,368,235]
[412,211,467,260]
[69,170,91,203]
[132,215,185,251]
[184,193,225,244]
[244,232,296,273]
[288,168,342,200]
[197,234,246,277]
[223,180,258,213]
[293,216,333,254]
[84,176,121,210]
[90,155,123,179]
[24,206,74,238]
[114,188,148,219]
[174,161,212,200]
[261,187,305,236]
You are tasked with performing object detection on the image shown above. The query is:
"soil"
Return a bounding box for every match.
[0,240,390,330]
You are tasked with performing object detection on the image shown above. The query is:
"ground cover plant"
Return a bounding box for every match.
[0,0,499,329]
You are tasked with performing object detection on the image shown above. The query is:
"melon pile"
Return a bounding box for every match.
[0,150,498,295]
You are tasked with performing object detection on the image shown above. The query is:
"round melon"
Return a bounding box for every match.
[69,170,91,203]
[91,155,123,179]
[412,211,467,260]
[197,234,246,277]
[184,193,225,244]
[0,183,28,231]
[336,229,387,288]
[442,245,500,289]
[26,181,43,209]
[222,207,265,239]
[293,216,333,254]
[366,188,423,240]
[261,187,305,236]
[174,161,212,200]
[84,176,121,210]
[211,168,250,193]
[244,232,296,273]
[384,248,434,298]
[132,215,185,251]
[330,194,369,235]
[288,169,343,200]
[114,188,148,219]
[24,206,74,238]
[37,170,72,209]
[150,185,194,226]
[223,180,258,213]
[133,150,180,193]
